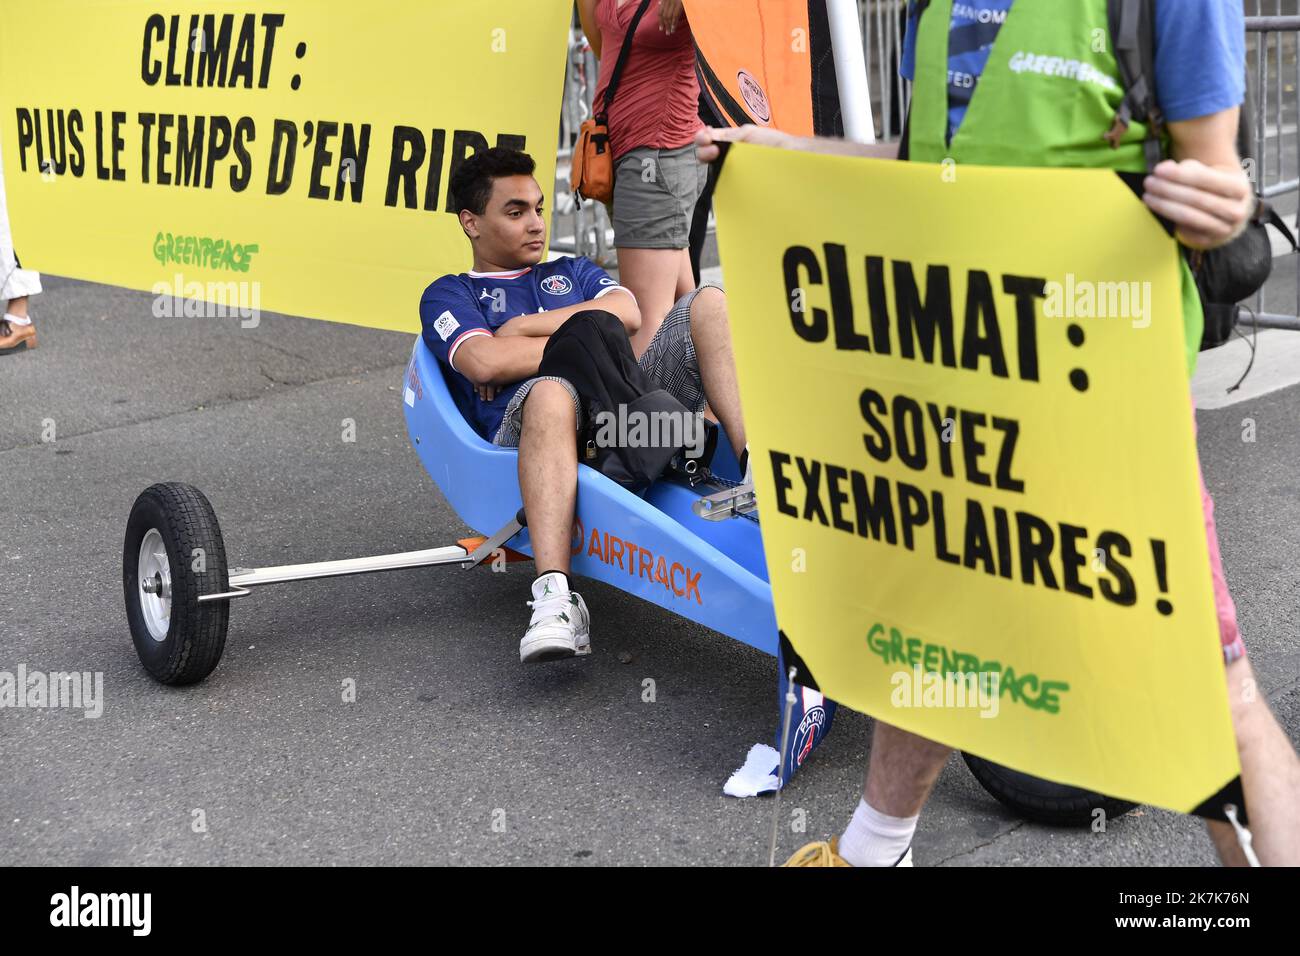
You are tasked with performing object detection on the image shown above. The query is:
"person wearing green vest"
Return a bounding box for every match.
[696,0,1300,866]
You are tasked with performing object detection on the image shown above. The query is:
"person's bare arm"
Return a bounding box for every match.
[453,335,548,392]
[577,0,602,58]
[1142,107,1254,250]
[453,291,637,400]
[494,289,640,338]
[694,125,900,163]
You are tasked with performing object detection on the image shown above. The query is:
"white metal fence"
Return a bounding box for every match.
[553,27,614,264]
[1244,3,1300,328]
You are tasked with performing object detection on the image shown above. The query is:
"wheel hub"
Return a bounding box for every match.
[137,528,172,641]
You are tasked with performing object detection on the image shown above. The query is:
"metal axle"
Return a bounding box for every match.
[197,514,525,603]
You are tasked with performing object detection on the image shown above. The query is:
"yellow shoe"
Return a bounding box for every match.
[781,837,852,867]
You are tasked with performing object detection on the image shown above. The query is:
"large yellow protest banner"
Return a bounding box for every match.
[0,0,571,332]
[714,144,1238,813]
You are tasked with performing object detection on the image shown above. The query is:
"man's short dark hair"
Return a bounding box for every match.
[450,147,537,216]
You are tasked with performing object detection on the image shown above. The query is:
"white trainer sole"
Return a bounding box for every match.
[520,632,579,663]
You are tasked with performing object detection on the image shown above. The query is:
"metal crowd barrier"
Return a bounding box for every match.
[553,28,614,265]
[1245,10,1300,330]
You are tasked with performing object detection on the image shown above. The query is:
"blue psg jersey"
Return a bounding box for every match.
[418,256,630,441]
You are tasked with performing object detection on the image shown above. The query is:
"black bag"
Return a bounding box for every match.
[538,309,690,494]
[1108,0,1297,349]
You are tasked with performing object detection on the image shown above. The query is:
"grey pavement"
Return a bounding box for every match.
[1,273,1297,866]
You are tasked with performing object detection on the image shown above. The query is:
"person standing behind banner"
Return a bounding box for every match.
[577,0,706,356]
[697,0,1300,867]
[0,138,41,355]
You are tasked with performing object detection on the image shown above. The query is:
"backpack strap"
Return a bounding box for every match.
[597,0,654,122]
[1105,0,1165,171]
[1261,201,1299,253]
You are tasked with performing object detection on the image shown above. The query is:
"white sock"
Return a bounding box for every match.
[4,312,32,326]
[837,798,917,867]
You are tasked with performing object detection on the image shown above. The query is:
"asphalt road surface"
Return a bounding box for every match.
[2,274,1298,866]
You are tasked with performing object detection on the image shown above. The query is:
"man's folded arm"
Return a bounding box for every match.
[495,289,640,338]
[452,334,549,387]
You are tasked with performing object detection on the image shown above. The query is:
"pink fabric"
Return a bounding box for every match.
[592,0,702,163]
[1192,402,1246,664]
[1199,462,1246,664]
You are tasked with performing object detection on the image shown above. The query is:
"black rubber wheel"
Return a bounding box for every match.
[962,752,1138,827]
[123,482,230,685]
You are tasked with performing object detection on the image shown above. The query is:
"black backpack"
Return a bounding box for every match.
[538,310,691,494]
[1107,0,1297,349]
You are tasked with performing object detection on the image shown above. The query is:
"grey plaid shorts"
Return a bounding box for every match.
[492,283,720,448]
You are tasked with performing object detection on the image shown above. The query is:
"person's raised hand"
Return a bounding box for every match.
[1141,158,1254,251]
[694,124,794,164]
[659,0,684,34]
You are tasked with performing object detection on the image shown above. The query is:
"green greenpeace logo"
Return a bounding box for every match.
[152,232,259,272]
[867,621,1070,714]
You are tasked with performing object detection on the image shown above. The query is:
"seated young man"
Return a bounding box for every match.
[420,147,749,664]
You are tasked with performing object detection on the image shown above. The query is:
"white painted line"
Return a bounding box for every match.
[1192,328,1300,409]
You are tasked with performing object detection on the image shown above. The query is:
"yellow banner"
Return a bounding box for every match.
[0,0,571,331]
[714,144,1238,813]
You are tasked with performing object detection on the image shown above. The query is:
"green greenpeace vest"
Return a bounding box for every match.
[908,0,1203,374]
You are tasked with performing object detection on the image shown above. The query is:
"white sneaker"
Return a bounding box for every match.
[520,571,591,663]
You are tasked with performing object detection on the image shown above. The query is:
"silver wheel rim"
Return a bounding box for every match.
[138,528,172,642]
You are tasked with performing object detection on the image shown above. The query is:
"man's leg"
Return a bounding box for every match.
[513,379,593,662]
[685,286,746,460]
[1206,655,1300,866]
[517,379,578,575]
[788,719,949,867]
[865,720,953,816]
[1192,426,1300,864]
[829,720,950,866]
[621,247,689,358]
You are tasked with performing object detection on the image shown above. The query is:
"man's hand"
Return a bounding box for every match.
[494,314,530,337]
[481,317,531,398]
[659,0,684,34]
[1142,159,1254,251]
[694,124,794,163]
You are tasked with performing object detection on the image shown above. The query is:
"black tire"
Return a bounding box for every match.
[123,482,230,685]
[962,752,1138,827]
